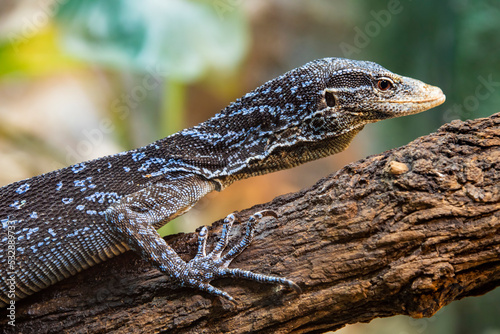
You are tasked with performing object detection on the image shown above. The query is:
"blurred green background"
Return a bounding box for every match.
[0,1,498,333]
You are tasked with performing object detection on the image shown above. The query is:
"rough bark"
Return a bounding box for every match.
[2,113,499,334]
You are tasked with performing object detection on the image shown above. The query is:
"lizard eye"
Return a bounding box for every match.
[377,79,393,91]
[324,91,336,107]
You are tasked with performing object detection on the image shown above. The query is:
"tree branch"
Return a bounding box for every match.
[4,113,500,334]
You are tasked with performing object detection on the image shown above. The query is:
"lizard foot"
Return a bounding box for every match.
[180,211,301,301]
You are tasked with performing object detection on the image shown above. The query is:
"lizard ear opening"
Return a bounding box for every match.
[325,91,336,107]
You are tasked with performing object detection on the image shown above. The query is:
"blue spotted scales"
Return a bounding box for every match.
[0,58,445,306]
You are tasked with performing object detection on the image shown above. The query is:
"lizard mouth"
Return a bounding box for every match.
[374,85,446,117]
[384,95,446,105]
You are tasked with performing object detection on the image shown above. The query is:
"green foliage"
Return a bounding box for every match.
[55,0,249,82]
[0,24,79,78]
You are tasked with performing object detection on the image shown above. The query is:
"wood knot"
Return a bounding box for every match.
[387,161,409,175]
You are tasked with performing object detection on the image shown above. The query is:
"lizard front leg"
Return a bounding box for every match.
[105,175,299,301]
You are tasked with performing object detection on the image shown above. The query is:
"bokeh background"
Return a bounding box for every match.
[0,1,498,333]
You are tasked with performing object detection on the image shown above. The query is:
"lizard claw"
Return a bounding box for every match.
[181,211,300,301]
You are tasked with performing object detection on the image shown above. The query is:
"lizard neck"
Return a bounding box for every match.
[163,106,364,189]
[158,66,316,183]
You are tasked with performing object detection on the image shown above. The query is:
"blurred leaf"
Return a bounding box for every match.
[55,0,250,82]
[0,23,79,78]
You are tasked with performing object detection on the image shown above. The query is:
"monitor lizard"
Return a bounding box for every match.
[0,57,445,305]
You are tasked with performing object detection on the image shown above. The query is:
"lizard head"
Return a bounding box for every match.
[260,58,446,156]
[318,58,446,124]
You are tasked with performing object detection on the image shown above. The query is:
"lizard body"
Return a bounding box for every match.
[0,58,445,305]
